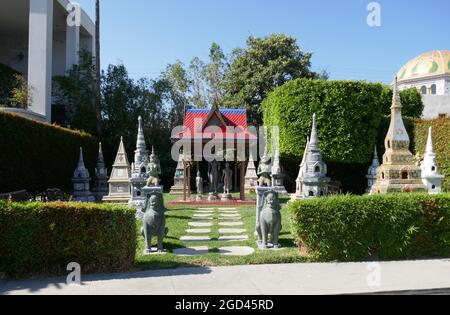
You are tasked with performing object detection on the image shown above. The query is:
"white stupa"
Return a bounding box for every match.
[421,127,444,194]
[298,114,330,198]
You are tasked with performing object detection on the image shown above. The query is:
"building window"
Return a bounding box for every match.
[309,191,314,197]
[432,166,436,172]
[421,86,427,95]
[315,166,320,173]
[439,114,447,119]
[431,84,437,95]
[432,185,436,190]
[402,171,408,180]
[382,172,385,179]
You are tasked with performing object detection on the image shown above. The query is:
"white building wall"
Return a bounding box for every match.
[53,30,67,76]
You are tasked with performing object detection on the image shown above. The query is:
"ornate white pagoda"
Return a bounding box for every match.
[421,127,444,194]
[297,114,330,198]
[169,151,186,195]
[271,149,288,195]
[129,116,150,208]
[366,146,380,194]
[103,137,132,203]
[72,147,95,202]
[371,78,427,194]
[244,155,258,194]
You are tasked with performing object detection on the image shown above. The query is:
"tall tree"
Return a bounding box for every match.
[53,51,97,134]
[161,61,191,127]
[205,43,227,108]
[223,34,318,126]
[188,57,208,109]
[95,0,102,136]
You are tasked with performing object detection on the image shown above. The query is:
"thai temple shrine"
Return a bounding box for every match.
[371,78,427,194]
[171,106,257,202]
[421,127,444,194]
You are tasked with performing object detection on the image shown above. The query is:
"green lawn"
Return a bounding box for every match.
[134,193,307,270]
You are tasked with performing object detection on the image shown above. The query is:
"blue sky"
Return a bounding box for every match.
[76,0,450,83]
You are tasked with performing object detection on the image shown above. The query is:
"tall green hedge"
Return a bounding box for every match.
[288,194,450,262]
[0,111,97,194]
[262,79,386,164]
[0,201,136,278]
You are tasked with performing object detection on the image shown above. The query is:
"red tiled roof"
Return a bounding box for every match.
[171,108,256,141]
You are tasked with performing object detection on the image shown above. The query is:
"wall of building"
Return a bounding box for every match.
[422,95,450,119]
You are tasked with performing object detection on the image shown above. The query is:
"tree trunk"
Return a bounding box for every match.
[95,0,102,137]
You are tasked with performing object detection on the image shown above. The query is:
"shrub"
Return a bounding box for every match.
[0,111,97,194]
[288,194,450,261]
[0,201,136,279]
[0,64,20,107]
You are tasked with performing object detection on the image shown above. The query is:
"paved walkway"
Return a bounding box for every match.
[1,259,450,295]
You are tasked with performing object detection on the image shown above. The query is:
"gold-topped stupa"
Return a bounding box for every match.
[370,78,427,194]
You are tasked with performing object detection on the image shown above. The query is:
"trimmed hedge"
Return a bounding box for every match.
[0,111,97,194]
[288,194,450,261]
[0,201,136,278]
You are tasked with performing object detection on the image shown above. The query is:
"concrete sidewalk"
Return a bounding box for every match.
[1,259,450,295]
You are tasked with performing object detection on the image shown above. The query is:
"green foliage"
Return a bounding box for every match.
[288,194,450,261]
[262,79,385,164]
[7,74,31,109]
[414,117,450,192]
[0,201,136,278]
[53,50,98,135]
[223,34,319,125]
[380,85,425,118]
[0,111,97,194]
[0,64,21,107]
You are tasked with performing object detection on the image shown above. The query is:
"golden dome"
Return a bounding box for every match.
[397,50,450,82]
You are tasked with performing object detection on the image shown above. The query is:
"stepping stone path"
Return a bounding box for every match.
[176,207,252,256]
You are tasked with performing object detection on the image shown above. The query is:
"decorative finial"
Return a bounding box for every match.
[392,76,402,109]
[310,113,319,148]
[426,127,434,154]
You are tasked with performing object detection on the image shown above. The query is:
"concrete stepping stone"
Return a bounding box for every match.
[193,214,214,218]
[189,222,213,227]
[218,208,236,211]
[198,208,215,211]
[218,235,249,241]
[219,228,247,234]
[220,214,241,217]
[173,246,209,256]
[219,246,255,256]
[218,211,239,214]
[186,228,211,234]
[195,211,214,214]
[219,221,244,227]
[180,236,211,242]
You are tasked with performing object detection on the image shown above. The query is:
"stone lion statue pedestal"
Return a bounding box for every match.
[139,186,168,255]
[255,187,283,250]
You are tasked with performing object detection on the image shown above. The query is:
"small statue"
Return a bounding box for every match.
[141,192,166,254]
[208,160,220,193]
[257,154,272,187]
[257,191,282,249]
[146,147,161,187]
[222,163,233,194]
[196,170,203,195]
